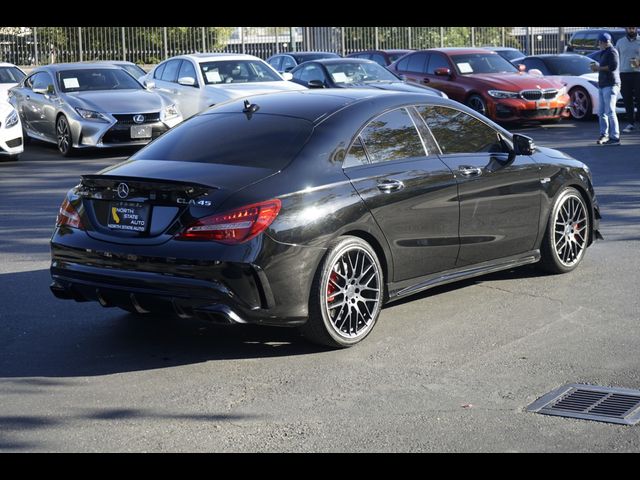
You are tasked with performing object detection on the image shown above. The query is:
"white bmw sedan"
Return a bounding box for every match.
[143,53,307,119]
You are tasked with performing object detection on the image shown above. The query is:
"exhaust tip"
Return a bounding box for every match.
[129,293,150,314]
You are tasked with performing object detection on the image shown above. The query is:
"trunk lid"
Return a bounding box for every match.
[78,159,277,245]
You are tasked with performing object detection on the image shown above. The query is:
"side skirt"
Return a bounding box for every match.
[386,250,541,303]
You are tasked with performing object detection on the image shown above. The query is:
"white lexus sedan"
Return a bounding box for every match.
[143,53,307,119]
[0,100,23,161]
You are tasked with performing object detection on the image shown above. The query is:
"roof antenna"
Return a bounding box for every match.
[243,99,260,119]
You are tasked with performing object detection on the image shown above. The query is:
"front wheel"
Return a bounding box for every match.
[539,187,590,274]
[301,236,384,348]
[467,94,488,117]
[56,115,75,157]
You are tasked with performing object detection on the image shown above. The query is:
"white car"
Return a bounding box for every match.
[521,54,623,120]
[0,100,23,161]
[0,62,27,99]
[143,53,306,119]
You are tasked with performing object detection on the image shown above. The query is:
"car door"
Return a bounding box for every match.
[342,107,459,282]
[267,55,282,72]
[280,56,296,73]
[423,52,466,101]
[292,62,327,87]
[416,104,542,267]
[152,59,181,101]
[172,59,203,119]
[397,51,429,86]
[22,71,57,140]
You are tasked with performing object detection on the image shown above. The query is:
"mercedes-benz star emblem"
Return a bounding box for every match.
[117,183,130,199]
[133,114,145,124]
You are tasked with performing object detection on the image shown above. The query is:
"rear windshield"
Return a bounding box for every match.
[131,113,313,169]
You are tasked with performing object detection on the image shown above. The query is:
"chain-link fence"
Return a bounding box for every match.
[0,26,617,67]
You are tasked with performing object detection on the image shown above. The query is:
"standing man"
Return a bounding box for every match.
[591,32,621,145]
[616,26,640,133]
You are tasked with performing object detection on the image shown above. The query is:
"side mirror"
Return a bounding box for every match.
[282,72,293,81]
[434,67,451,77]
[307,79,325,89]
[528,68,543,77]
[146,80,156,89]
[513,133,536,156]
[399,74,408,82]
[178,76,196,87]
[517,64,527,72]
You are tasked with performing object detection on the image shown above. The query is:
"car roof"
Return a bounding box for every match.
[524,53,587,58]
[176,53,261,62]
[204,89,437,124]
[482,46,521,51]
[308,58,379,65]
[37,63,125,72]
[428,47,498,55]
[0,62,20,67]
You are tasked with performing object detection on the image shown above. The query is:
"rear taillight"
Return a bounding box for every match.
[176,199,281,244]
[56,198,83,229]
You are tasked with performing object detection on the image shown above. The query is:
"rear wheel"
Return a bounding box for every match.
[568,87,592,120]
[301,236,383,348]
[539,187,590,274]
[56,115,75,157]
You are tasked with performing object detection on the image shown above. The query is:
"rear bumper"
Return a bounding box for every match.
[50,229,324,326]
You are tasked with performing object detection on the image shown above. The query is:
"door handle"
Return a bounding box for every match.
[377,179,404,193]
[422,78,430,84]
[458,166,483,177]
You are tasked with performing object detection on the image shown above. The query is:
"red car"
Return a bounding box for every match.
[389,48,570,123]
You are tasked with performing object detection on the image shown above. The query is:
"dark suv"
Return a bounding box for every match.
[566,29,626,55]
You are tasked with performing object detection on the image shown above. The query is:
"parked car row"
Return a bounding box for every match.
[5,36,626,161]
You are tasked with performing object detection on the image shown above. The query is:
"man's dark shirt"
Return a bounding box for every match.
[599,46,621,87]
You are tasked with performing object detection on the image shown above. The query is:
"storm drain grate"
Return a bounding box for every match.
[527,384,640,425]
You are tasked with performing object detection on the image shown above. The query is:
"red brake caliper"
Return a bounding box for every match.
[327,271,339,302]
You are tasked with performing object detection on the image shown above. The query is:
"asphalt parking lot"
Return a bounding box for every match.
[1,119,639,452]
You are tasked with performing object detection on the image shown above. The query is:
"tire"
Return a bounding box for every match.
[301,236,384,348]
[466,94,488,117]
[568,87,592,121]
[539,187,590,274]
[56,115,75,157]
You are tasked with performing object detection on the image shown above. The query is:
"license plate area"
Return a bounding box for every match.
[130,125,152,139]
[108,201,150,232]
[536,99,549,109]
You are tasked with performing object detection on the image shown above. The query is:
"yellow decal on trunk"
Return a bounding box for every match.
[111,207,120,223]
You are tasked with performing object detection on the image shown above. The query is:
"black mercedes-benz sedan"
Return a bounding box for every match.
[50,89,601,348]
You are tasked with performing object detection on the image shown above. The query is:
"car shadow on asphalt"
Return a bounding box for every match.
[0,269,329,379]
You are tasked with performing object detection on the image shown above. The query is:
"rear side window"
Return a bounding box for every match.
[406,52,428,73]
[132,113,313,169]
[417,105,503,154]
[153,62,167,80]
[359,108,426,164]
[161,60,181,82]
[395,56,410,71]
